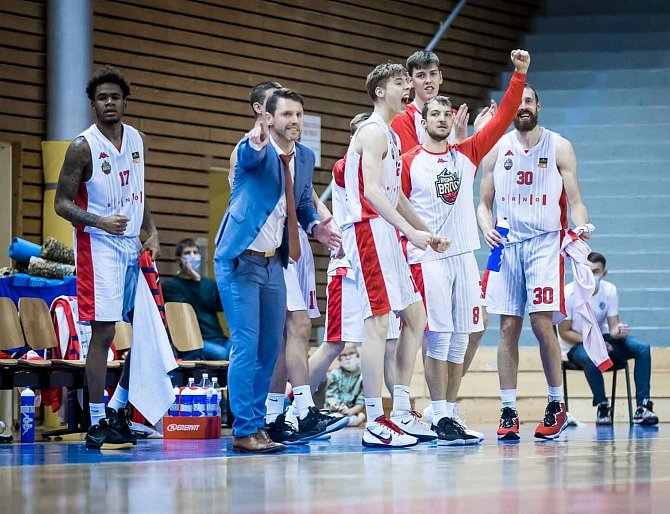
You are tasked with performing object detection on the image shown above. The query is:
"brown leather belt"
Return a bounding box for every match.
[244,248,277,258]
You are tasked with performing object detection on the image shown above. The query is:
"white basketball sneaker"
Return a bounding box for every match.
[362,415,419,448]
[390,410,437,442]
[453,404,484,443]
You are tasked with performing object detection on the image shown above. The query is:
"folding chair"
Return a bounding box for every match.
[0,298,23,388]
[562,359,634,425]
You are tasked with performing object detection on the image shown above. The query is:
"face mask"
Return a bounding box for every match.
[182,254,201,273]
[340,356,360,372]
[594,276,601,290]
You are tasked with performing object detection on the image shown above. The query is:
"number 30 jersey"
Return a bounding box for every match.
[75,123,145,237]
[492,128,567,244]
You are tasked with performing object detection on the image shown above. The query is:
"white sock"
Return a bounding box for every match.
[107,385,128,411]
[548,386,563,403]
[392,384,411,413]
[365,398,384,422]
[432,400,447,423]
[292,385,315,419]
[445,402,456,419]
[500,389,517,409]
[89,402,106,427]
[265,393,285,423]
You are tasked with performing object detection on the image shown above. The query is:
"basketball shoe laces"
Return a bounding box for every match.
[542,402,561,427]
[376,415,405,435]
[500,407,517,429]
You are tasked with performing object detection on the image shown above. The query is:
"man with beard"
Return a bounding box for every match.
[402,49,530,445]
[54,65,160,449]
[214,88,340,453]
[477,83,591,441]
[229,82,346,444]
[338,63,449,448]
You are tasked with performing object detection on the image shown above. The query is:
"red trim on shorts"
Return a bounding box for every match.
[480,268,491,299]
[75,230,95,321]
[410,262,429,331]
[354,221,391,316]
[326,275,343,342]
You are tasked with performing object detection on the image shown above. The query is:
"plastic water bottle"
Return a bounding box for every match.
[180,378,195,417]
[210,377,222,417]
[199,374,213,416]
[169,387,180,416]
[486,218,510,272]
[192,376,206,417]
[20,387,36,443]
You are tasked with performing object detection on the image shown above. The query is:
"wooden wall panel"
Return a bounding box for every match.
[2,0,538,323]
[0,0,46,245]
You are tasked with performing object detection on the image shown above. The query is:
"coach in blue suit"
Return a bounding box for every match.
[214,88,340,453]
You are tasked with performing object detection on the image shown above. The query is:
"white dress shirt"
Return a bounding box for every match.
[248,135,295,253]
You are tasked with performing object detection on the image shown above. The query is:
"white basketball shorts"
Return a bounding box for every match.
[341,217,421,320]
[410,252,484,334]
[284,227,320,319]
[74,231,141,322]
[324,266,401,343]
[484,230,565,318]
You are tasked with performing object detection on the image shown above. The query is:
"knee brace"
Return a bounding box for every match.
[425,331,452,361]
[447,333,468,364]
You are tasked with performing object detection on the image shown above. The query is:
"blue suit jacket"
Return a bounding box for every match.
[214,137,319,268]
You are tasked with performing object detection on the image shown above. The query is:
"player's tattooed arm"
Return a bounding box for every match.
[54,137,101,228]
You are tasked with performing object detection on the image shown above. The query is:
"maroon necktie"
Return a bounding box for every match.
[280,153,301,261]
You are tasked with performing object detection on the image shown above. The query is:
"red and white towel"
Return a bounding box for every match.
[560,226,612,372]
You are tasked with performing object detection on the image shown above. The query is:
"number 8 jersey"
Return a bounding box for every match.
[75,123,145,237]
[492,129,567,244]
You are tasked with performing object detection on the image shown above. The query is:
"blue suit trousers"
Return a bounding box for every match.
[215,253,286,437]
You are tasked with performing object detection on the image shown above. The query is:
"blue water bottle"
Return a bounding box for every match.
[486,218,510,272]
[20,387,36,443]
[169,387,180,416]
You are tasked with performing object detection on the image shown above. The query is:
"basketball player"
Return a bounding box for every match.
[338,63,449,448]
[478,82,591,440]
[308,113,401,397]
[402,50,530,445]
[54,66,160,449]
[393,50,494,391]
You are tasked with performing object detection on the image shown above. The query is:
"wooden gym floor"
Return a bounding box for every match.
[0,423,667,513]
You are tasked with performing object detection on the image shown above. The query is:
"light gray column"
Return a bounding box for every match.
[47,0,93,140]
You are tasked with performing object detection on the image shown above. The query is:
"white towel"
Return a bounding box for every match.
[128,271,178,425]
[560,226,613,372]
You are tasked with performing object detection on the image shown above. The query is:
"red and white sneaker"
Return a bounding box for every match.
[534,401,568,439]
[362,415,419,448]
[497,407,520,441]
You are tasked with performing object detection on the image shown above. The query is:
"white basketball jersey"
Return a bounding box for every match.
[402,145,480,263]
[77,123,145,237]
[341,112,402,228]
[493,129,567,244]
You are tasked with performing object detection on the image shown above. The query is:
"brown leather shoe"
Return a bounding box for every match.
[232,432,286,453]
[257,428,271,444]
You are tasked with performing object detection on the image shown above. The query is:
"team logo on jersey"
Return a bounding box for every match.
[538,157,548,168]
[101,159,111,174]
[435,168,460,205]
[98,152,109,159]
[599,302,606,310]
[504,157,513,171]
[132,151,140,164]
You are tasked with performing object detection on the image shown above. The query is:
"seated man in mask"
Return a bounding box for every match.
[163,238,230,360]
